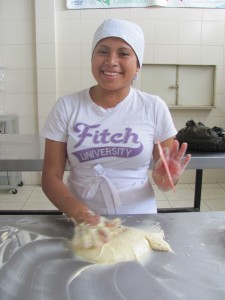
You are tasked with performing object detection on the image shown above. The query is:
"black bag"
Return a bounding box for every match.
[175,120,225,152]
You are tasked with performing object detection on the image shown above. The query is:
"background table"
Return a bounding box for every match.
[1,134,225,213]
[0,212,225,300]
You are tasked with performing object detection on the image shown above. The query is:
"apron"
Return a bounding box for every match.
[67,163,157,215]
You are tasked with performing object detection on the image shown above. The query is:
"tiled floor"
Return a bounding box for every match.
[0,183,225,212]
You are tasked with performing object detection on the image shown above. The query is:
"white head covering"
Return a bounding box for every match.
[92,19,145,67]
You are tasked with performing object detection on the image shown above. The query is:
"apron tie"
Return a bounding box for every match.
[82,164,121,214]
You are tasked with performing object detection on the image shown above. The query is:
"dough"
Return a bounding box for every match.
[71,224,173,264]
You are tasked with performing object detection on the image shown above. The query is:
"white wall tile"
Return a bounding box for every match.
[56,20,81,44]
[178,8,202,20]
[37,69,56,93]
[0,0,26,19]
[154,8,179,20]
[55,0,81,20]
[5,69,27,93]
[2,20,27,44]
[154,45,177,64]
[0,46,3,65]
[3,45,27,68]
[81,20,102,44]
[27,93,37,117]
[57,69,82,94]
[202,8,225,21]
[201,46,224,65]
[105,8,130,19]
[138,20,154,44]
[26,19,36,45]
[80,43,92,68]
[37,93,57,117]
[154,20,178,44]
[57,45,81,68]
[36,19,55,44]
[143,44,154,64]
[24,0,35,19]
[81,69,96,89]
[19,116,38,133]
[38,116,49,132]
[27,70,37,96]
[35,0,55,18]
[5,93,29,116]
[81,8,105,20]
[36,44,56,68]
[214,68,225,94]
[130,8,155,20]
[178,21,201,45]
[201,21,225,45]
[26,45,36,69]
[178,45,201,64]
[0,21,2,44]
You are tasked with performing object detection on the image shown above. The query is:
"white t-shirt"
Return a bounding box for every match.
[41,88,177,215]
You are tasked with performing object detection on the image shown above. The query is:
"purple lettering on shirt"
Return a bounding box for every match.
[72,144,143,163]
[72,123,143,162]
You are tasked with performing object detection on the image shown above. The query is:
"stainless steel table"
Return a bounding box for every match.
[0,212,225,300]
[1,134,225,213]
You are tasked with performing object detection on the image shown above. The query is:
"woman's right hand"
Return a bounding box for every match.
[72,212,121,249]
[74,208,101,226]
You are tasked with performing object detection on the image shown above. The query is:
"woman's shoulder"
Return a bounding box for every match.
[58,88,89,104]
[133,88,166,107]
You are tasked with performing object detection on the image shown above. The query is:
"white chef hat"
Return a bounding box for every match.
[92,19,145,67]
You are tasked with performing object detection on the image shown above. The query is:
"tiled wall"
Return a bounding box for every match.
[0,0,225,184]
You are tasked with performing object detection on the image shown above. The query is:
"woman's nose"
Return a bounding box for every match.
[105,52,118,66]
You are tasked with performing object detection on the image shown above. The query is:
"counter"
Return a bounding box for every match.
[0,212,225,299]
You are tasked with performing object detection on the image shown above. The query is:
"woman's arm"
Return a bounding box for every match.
[41,138,99,224]
[152,138,191,191]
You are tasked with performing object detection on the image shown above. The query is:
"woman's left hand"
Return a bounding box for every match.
[153,140,191,191]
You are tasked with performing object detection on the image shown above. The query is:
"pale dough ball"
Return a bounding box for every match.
[72,225,172,264]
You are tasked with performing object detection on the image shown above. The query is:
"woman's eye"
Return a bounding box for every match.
[97,49,107,55]
[119,52,130,57]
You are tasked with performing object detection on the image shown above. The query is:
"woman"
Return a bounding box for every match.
[41,19,191,227]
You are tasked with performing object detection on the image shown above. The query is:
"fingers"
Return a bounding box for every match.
[171,140,188,161]
[75,209,100,226]
[73,217,122,249]
[181,153,191,170]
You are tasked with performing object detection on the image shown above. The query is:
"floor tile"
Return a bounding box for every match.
[26,193,49,203]
[203,199,225,211]
[201,187,225,200]
[0,203,24,210]
[169,199,195,208]
[21,202,57,210]
[164,188,194,201]
[199,201,211,212]
[219,183,225,189]
[156,200,171,209]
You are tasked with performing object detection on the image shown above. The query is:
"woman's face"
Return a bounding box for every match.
[91,37,140,93]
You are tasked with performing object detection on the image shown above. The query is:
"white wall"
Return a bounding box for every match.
[0,0,225,184]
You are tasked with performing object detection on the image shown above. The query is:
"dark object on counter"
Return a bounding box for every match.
[176,120,225,152]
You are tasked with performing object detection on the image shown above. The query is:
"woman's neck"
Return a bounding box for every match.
[89,85,130,109]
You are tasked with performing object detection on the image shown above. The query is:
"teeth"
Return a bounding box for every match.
[104,71,119,76]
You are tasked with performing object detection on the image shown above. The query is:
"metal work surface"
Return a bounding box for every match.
[0,212,225,299]
[1,134,225,171]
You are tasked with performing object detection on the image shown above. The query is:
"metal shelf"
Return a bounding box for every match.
[0,114,22,193]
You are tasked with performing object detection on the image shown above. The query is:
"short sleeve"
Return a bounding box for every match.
[41,98,68,142]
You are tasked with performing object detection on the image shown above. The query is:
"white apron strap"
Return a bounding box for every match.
[81,164,121,214]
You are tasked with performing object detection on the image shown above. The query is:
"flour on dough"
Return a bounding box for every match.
[71,224,173,264]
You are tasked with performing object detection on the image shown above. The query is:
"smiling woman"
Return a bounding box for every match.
[41,18,190,239]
